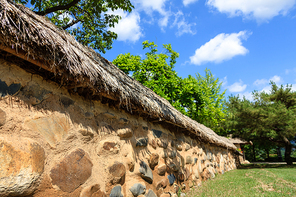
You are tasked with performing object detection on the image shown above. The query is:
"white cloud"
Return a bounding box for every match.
[238,91,253,100]
[253,79,268,86]
[221,76,228,87]
[190,31,250,65]
[183,0,199,6]
[206,0,296,22]
[132,0,170,28]
[228,80,247,92]
[171,11,196,36]
[270,75,282,83]
[108,10,143,42]
[253,75,282,86]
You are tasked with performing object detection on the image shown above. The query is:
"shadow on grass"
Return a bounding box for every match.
[238,163,296,169]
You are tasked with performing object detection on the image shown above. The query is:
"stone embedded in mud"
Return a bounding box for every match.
[0,137,45,196]
[110,185,123,197]
[168,163,178,172]
[129,183,146,196]
[169,150,177,159]
[80,184,101,197]
[118,118,129,124]
[60,96,74,108]
[117,128,133,138]
[186,156,192,164]
[109,162,126,184]
[178,172,185,182]
[50,149,93,193]
[0,108,6,126]
[145,189,157,197]
[0,79,21,97]
[157,164,167,176]
[136,137,148,147]
[194,158,198,165]
[24,114,71,148]
[149,139,157,149]
[157,139,168,149]
[176,144,183,151]
[152,129,162,138]
[139,161,153,183]
[167,174,176,185]
[156,179,168,190]
[185,144,190,151]
[149,153,159,169]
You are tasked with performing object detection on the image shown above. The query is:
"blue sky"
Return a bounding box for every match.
[102,0,296,100]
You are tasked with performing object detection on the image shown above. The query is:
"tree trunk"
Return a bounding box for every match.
[283,137,293,165]
[276,147,282,162]
[252,144,256,162]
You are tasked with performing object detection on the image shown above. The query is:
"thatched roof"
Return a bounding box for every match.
[229,138,253,145]
[0,0,236,150]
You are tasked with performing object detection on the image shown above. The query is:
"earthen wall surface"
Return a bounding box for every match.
[0,59,237,197]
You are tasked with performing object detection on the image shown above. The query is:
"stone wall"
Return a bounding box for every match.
[0,58,237,197]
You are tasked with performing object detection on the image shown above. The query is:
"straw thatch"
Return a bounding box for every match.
[0,0,236,150]
[229,138,253,145]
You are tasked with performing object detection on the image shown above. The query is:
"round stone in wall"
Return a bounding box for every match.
[0,108,6,126]
[50,148,93,193]
[0,137,45,196]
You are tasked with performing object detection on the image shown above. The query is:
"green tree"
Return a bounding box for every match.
[113,41,227,132]
[225,82,296,165]
[16,0,133,53]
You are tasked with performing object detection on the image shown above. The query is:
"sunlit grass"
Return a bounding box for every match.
[188,164,296,197]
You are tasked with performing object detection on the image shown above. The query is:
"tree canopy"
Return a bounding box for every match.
[113,41,226,132]
[17,0,134,53]
[225,82,296,164]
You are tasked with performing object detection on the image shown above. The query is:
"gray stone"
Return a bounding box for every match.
[110,185,123,197]
[129,183,146,196]
[142,126,148,131]
[0,138,45,196]
[169,150,177,159]
[85,112,94,119]
[194,158,198,165]
[60,96,74,108]
[152,129,162,138]
[0,80,21,97]
[136,138,148,147]
[0,108,6,126]
[186,156,192,164]
[145,189,157,197]
[139,161,153,183]
[167,174,176,185]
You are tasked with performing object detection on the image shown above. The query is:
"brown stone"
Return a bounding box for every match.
[80,184,100,197]
[50,149,93,193]
[157,164,167,176]
[0,108,6,126]
[109,162,126,184]
[103,142,117,150]
[0,137,45,196]
[149,139,157,149]
[24,114,71,148]
[117,128,133,138]
[156,179,168,190]
[100,123,115,135]
[149,153,159,169]
[184,168,190,181]
[178,172,185,182]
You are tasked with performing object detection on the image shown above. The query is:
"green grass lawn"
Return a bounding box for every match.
[188,164,296,197]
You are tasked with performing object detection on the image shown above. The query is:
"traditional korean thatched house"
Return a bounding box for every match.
[0,0,239,196]
[229,138,252,164]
